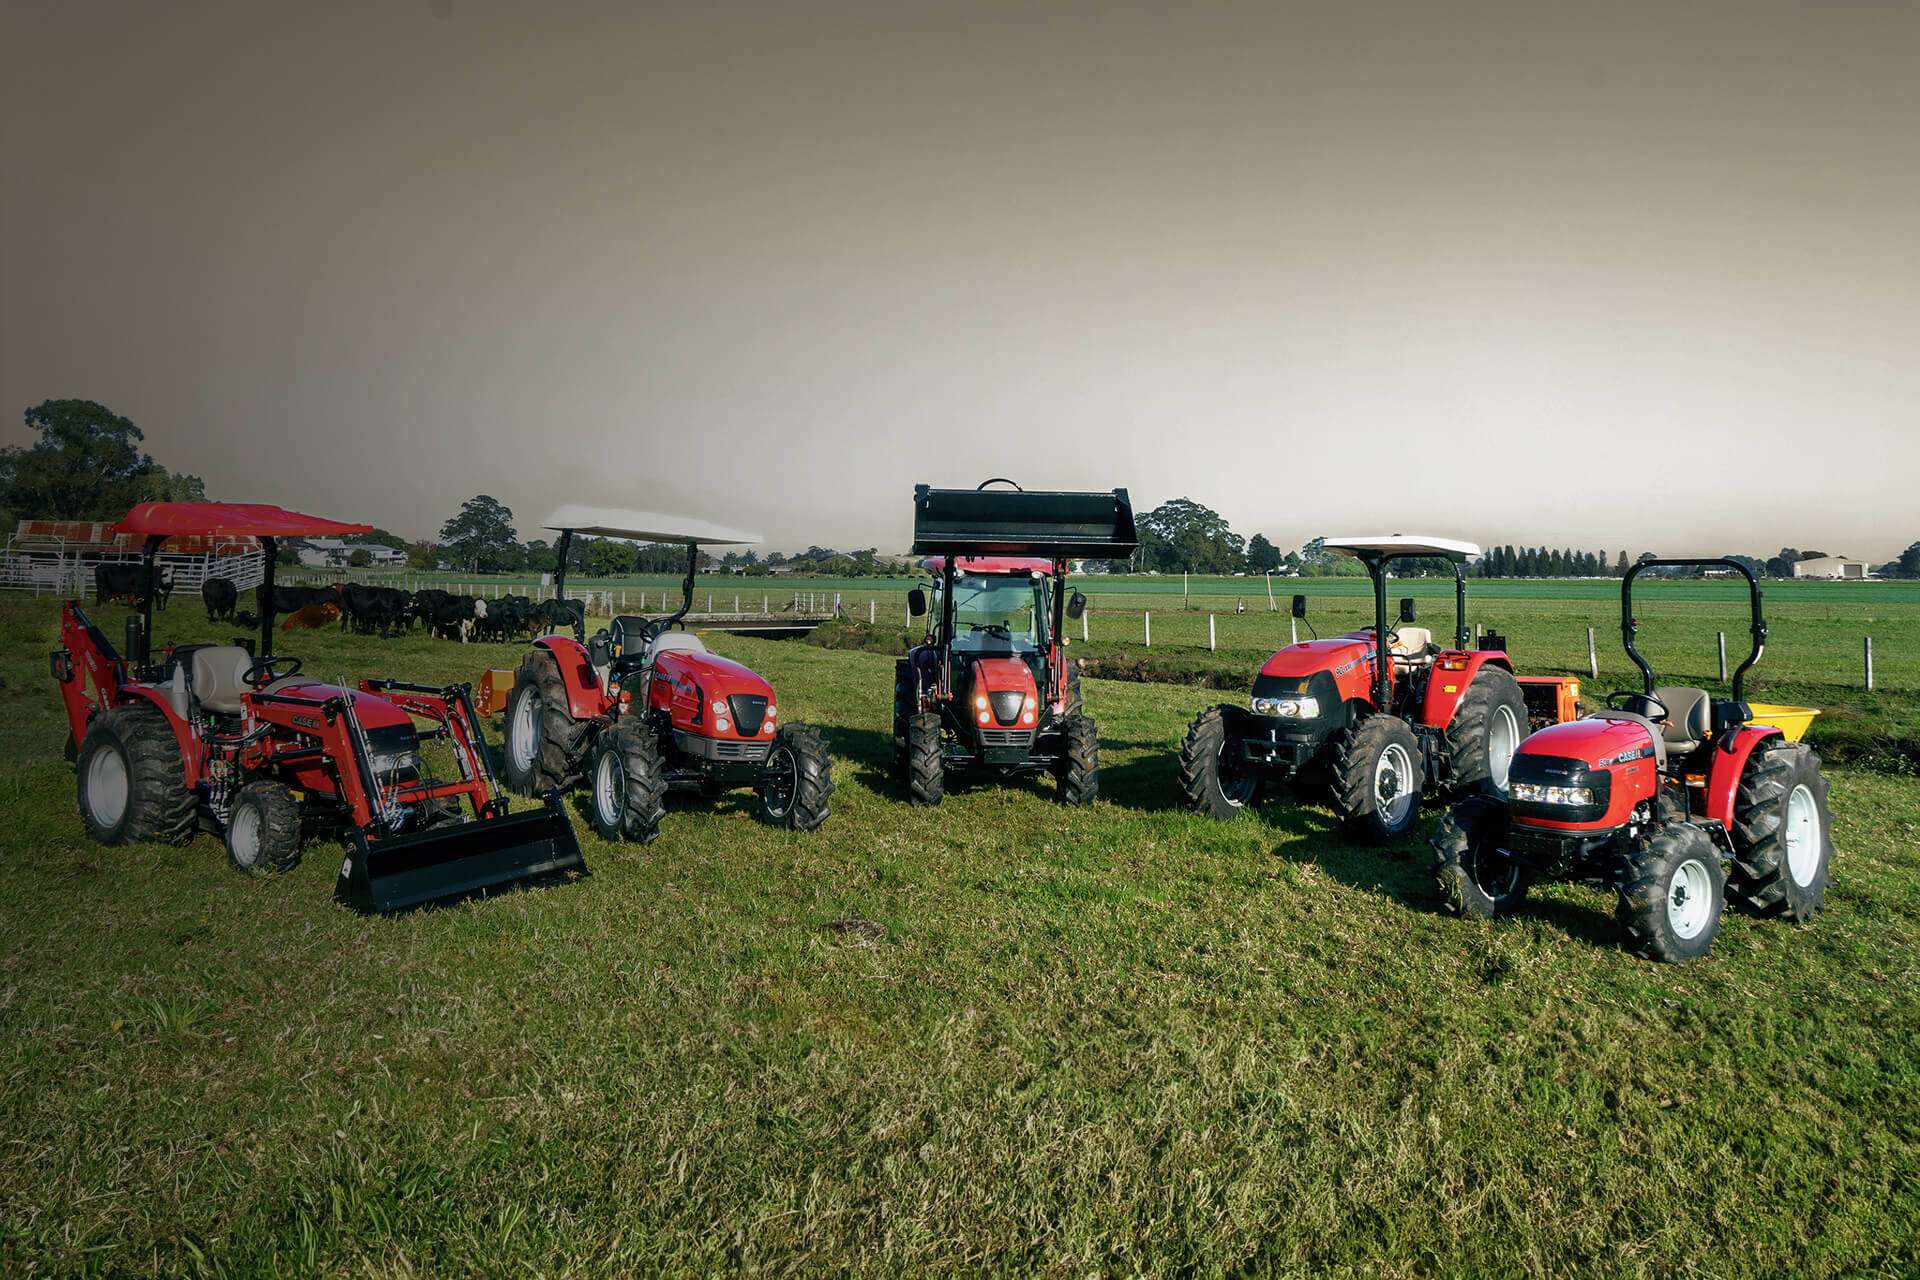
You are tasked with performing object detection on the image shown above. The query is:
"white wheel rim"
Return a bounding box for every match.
[1785,783,1820,887]
[1487,705,1521,793]
[87,747,130,827]
[509,688,540,773]
[1374,742,1416,826]
[1218,738,1254,807]
[1667,857,1713,940]
[595,751,622,826]
[229,804,262,866]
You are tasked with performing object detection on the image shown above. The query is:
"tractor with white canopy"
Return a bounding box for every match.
[1178,534,1576,840]
[495,506,831,842]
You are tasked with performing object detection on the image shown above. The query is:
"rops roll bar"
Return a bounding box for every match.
[1620,558,1767,703]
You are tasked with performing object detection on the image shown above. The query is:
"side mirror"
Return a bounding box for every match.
[1065,591,1087,620]
[907,588,928,617]
[1290,594,1308,619]
[1398,597,1417,624]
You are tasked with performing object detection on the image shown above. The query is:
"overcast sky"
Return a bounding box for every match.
[3,1,1914,557]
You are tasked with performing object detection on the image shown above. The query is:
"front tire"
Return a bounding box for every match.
[1431,794,1531,917]
[1448,666,1528,797]
[75,704,195,847]
[1328,714,1424,842]
[1179,705,1259,820]
[225,781,303,872]
[1056,713,1099,806]
[906,711,945,807]
[760,723,833,831]
[587,721,666,845]
[1617,823,1725,963]
[1728,741,1834,922]
[504,650,584,798]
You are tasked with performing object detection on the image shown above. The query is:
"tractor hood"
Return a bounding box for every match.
[259,681,417,733]
[1515,715,1653,771]
[1259,637,1373,680]
[968,656,1039,726]
[652,648,778,740]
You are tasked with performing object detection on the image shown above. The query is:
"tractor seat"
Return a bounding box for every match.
[648,630,707,662]
[188,645,254,715]
[1653,686,1712,756]
[1389,627,1434,664]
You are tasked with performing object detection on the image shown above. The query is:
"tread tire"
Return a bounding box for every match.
[1447,666,1529,797]
[225,781,303,873]
[587,720,666,845]
[75,704,196,847]
[505,649,588,798]
[1431,793,1531,918]
[1179,705,1258,820]
[1327,714,1424,843]
[1056,713,1099,806]
[761,723,833,832]
[906,711,945,807]
[1728,741,1833,922]
[1616,823,1725,963]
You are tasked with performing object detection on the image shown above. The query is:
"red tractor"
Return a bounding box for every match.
[1432,557,1834,962]
[53,502,585,913]
[1179,536,1579,840]
[896,481,1137,806]
[493,507,832,842]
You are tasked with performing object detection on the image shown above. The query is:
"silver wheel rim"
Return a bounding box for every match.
[1785,783,1820,887]
[1218,738,1255,807]
[229,804,262,867]
[764,746,796,818]
[1667,857,1713,940]
[1374,742,1416,827]
[86,747,130,828]
[1487,705,1521,793]
[509,688,540,773]
[595,750,623,827]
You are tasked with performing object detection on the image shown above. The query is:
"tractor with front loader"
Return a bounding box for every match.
[1179,536,1580,840]
[52,502,586,913]
[895,481,1137,806]
[1431,557,1834,962]
[491,507,832,842]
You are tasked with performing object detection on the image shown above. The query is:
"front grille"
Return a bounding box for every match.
[980,728,1033,747]
[988,690,1025,724]
[729,694,769,737]
[713,740,770,761]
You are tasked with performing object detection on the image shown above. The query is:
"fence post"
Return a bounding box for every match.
[1144,611,1151,646]
[764,593,770,615]
[707,592,713,613]
[1209,614,1216,651]
[869,599,875,624]
[1865,636,1874,691]
[1290,616,1298,645]
[734,592,740,614]
[1082,611,1088,642]
[1717,631,1727,682]
[1587,627,1598,680]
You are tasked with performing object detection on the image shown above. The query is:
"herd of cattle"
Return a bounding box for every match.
[95,565,583,643]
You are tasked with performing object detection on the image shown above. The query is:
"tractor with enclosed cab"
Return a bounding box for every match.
[489,507,832,842]
[51,502,585,913]
[1431,557,1834,962]
[896,481,1137,806]
[1179,536,1580,840]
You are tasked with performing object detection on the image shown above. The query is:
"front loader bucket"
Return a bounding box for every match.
[911,484,1138,559]
[335,794,588,914]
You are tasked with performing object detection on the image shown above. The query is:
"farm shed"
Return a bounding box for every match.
[1792,556,1871,580]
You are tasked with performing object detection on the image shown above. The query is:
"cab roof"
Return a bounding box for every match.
[921,556,1056,575]
[542,505,760,546]
[113,502,373,540]
[1323,534,1481,559]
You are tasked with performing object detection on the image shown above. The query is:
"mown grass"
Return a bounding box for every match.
[0,596,1915,1276]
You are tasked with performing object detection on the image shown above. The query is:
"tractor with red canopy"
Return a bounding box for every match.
[51,502,585,912]
[896,481,1137,806]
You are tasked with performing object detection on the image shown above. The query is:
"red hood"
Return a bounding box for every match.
[260,680,416,732]
[1259,637,1372,679]
[1517,715,1653,769]
[968,656,1039,727]
[653,649,777,739]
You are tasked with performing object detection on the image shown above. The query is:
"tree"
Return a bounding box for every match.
[1614,551,1630,576]
[0,399,205,521]
[1245,533,1283,573]
[407,540,439,570]
[348,548,373,567]
[1137,498,1245,575]
[352,528,411,552]
[438,495,517,572]
[1765,548,1801,577]
[585,538,634,577]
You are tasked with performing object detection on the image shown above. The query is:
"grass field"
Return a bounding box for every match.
[2,595,1916,1275]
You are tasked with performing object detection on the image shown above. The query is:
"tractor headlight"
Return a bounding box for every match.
[1511,781,1594,806]
[1252,695,1320,719]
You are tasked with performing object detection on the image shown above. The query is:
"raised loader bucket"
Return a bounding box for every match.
[335,794,588,914]
[911,484,1138,558]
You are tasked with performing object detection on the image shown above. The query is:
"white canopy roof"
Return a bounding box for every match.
[1323,534,1481,559]
[541,505,761,546]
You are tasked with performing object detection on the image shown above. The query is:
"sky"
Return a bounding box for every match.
[3,1,1915,559]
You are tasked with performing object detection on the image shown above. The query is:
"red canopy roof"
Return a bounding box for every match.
[113,502,373,541]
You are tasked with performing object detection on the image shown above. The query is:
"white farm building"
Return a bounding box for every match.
[1792,556,1871,580]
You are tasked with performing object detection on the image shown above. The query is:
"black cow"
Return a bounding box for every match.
[95,563,174,609]
[534,598,585,636]
[339,583,409,636]
[202,577,238,622]
[427,594,485,642]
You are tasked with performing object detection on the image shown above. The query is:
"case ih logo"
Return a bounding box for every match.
[1599,745,1654,766]
[294,715,320,730]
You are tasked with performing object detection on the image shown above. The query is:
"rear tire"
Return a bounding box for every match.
[1179,705,1259,820]
[760,723,833,831]
[1448,666,1528,797]
[906,712,945,807]
[1431,794,1531,917]
[1063,665,1085,717]
[1056,714,1099,806]
[504,650,584,797]
[1328,714,1423,842]
[892,661,916,773]
[587,721,666,845]
[75,704,195,847]
[1617,823,1724,963]
[225,781,303,872]
[1728,741,1833,922]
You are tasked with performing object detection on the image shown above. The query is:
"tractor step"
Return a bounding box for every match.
[335,793,587,914]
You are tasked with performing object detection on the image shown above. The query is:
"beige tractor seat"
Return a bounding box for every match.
[1591,709,1669,770]
[1389,626,1434,664]
[1654,686,1712,757]
[188,645,255,715]
[648,630,707,663]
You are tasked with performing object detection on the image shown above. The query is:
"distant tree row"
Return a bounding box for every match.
[0,400,208,527]
[1478,547,1619,578]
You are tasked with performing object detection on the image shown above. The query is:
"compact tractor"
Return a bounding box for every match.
[1179,536,1579,840]
[1432,558,1834,962]
[53,502,585,913]
[490,507,832,842]
[895,481,1137,806]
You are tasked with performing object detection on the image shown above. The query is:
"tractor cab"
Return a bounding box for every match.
[916,555,1057,714]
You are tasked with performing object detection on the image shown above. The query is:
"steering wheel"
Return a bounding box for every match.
[244,655,303,688]
[1606,689,1669,721]
[970,623,1013,640]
